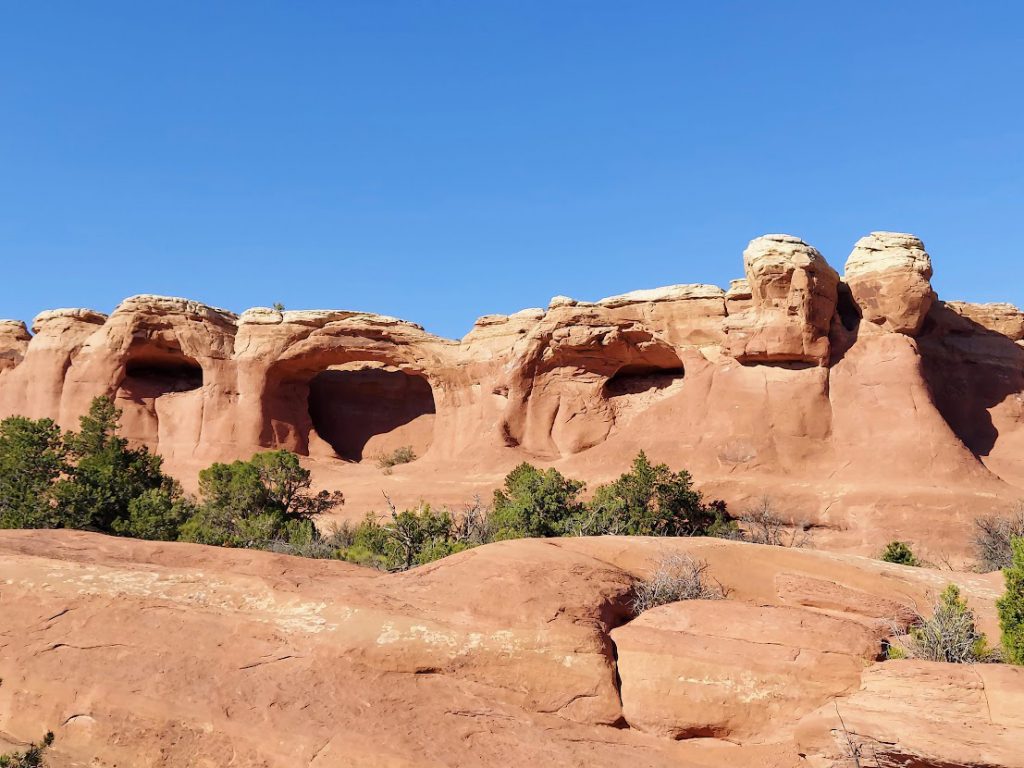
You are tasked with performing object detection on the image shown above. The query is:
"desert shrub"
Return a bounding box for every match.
[264,520,352,561]
[881,540,920,567]
[334,504,470,571]
[1,398,183,538]
[997,537,1024,665]
[577,451,733,537]
[0,732,54,768]
[54,397,172,533]
[110,482,196,541]
[376,446,417,472]
[973,505,1024,572]
[490,463,585,540]
[739,497,811,548]
[179,450,343,548]
[0,416,66,529]
[888,584,999,663]
[630,554,727,614]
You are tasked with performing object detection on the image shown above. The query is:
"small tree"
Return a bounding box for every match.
[55,397,170,532]
[582,452,729,537]
[334,501,468,571]
[997,538,1024,665]
[180,450,343,547]
[0,416,66,529]
[490,463,585,540]
[881,541,920,567]
[111,482,196,541]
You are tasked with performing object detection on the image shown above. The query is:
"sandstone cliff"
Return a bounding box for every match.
[2,232,1023,556]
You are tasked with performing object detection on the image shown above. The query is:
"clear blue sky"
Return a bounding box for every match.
[2,2,1022,339]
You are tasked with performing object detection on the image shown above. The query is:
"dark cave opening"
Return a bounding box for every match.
[307,366,437,461]
[603,364,686,398]
[121,353,204,397]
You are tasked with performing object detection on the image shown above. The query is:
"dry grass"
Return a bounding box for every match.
[972,503,1024,572]
[375,446,417,473]
[630,554,728,614]
[739,496,813,548]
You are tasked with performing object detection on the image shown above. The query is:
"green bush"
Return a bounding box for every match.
[0,416,66,529]
[888,584,999,663]
[54,397,172,533]
[490,463,585,540]
[179,450,343,548]
[0,731,53,768]
[0,397,180,537]
[332,506,470,571]
[997,537,1024,665]
[110,482,195,541]
[881,540,920,567]
[580,451,732,537]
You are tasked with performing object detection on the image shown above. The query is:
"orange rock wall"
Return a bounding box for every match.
[2,233,1023,555]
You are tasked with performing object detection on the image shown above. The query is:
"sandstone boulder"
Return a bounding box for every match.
[844,231,935,335]
[0,319,30,374]
[796,660,1024,768]
[0,531,1014,768]
[725,234,839,365]
[612,601,879,741]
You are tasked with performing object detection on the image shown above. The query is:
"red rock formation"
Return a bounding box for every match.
[844,231,935,336]
[0,530,1016,767]
[2,232,1023,555]
[724,234,839,365]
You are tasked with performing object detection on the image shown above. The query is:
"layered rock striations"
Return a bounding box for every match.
[0,530,1018,767]
[2,232,1023,553]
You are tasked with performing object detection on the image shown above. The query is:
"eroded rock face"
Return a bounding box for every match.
[612,601,879,740]
[725,234,840,365]
[0,320,30,374]
[0,531,1014,768]
[1,233,1023,555]
[844,231,935,335]
[795,661,1024,768]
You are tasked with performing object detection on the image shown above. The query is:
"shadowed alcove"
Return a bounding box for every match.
[120,352,204,398]
[307,363,436,461]
[602,363,685,399]
[115,345,206,450]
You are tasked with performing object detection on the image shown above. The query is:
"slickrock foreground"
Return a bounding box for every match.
[1,530,1020,767]
[2,232,1023,557]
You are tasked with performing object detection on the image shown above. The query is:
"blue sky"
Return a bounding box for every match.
[2,2,1022,339]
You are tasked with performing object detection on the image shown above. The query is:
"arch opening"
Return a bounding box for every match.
[121,352,204,398]
[307,364,436,462]
[603,363,685,399]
